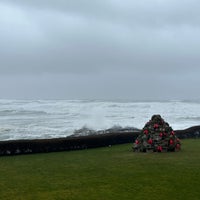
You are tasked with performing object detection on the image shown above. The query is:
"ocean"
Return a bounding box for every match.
[0,99,200,141]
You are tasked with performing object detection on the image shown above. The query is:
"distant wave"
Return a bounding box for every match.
[0,127,12,132]
[178,116,200,121]
[0,109,48,116]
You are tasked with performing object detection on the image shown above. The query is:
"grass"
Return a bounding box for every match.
[0,139,200,200]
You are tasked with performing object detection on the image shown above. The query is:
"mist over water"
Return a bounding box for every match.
[0,99,200,141]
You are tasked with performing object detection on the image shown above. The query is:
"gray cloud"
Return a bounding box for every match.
[0,0,200,100]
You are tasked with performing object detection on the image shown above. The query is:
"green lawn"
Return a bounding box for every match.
[0,139,200,200]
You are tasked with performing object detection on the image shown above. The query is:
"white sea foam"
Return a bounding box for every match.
[0,99,200,141]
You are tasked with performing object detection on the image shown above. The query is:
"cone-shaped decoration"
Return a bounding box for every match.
[133,115,181,152]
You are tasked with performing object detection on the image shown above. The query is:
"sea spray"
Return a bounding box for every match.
[0,99,200,140]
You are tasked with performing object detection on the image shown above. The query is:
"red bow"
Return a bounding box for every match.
[148,139,153,144]
[135,140,139,144]
[171,131,175,135]
[169,139,174,145]
[157,146,162,152]
[154,124,159,129]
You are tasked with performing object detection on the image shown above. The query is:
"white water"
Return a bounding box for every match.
[0,99,200,141]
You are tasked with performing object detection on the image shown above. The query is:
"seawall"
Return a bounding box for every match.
[0,126,200,156]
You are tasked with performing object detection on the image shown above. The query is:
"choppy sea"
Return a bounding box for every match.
[0,99,200,141]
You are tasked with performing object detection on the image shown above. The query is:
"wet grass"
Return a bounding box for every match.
[0,139,200,200]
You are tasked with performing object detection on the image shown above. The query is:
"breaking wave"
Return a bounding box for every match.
[0,99,200,141]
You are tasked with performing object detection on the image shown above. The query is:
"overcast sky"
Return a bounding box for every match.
[0,0,200,100]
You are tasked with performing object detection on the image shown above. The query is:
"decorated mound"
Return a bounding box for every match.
[133,115,181,152]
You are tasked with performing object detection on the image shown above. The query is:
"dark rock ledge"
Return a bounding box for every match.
[0,126,199,156]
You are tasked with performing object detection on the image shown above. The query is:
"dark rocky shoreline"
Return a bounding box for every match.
[0,126,200,156]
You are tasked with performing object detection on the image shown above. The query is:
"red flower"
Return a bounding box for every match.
[135,140,139,144]
[143,130,148,135]
[159,133,163,137]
